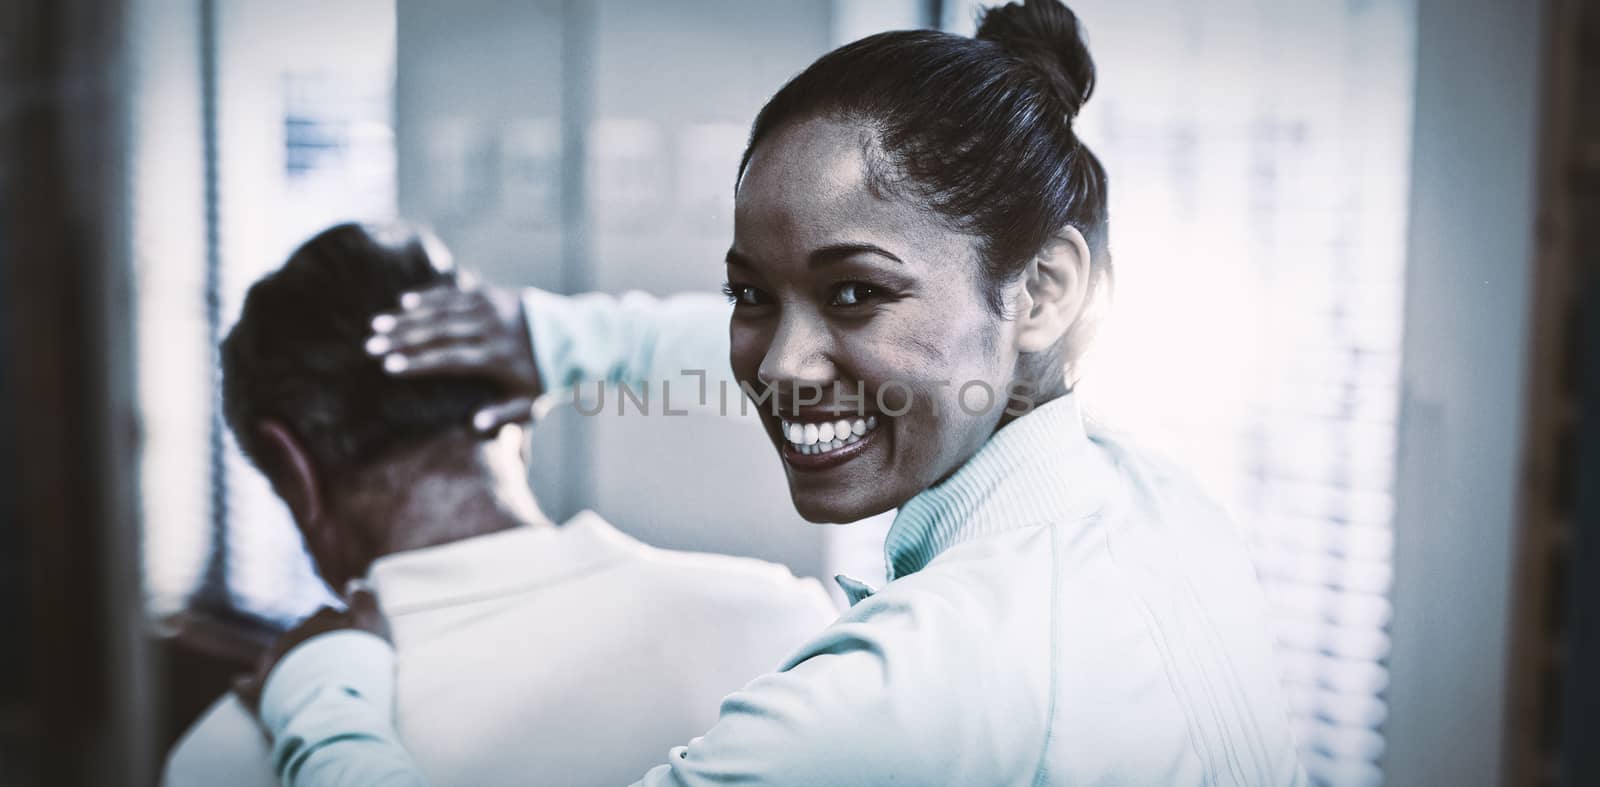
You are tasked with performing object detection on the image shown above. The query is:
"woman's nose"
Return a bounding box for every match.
[757,312,835,390]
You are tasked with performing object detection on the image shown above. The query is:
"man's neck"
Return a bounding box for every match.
[344,469,554,565]
[388,482,547,556]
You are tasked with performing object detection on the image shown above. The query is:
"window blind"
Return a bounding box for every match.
[942,2,1417,784]
[135,0,398,626]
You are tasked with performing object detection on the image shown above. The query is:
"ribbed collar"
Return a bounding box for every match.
[882,393,1109,581]
[367,511,636,616]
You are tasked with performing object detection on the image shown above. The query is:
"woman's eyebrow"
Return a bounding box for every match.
[724,243,903,269]
[808,242,903,267]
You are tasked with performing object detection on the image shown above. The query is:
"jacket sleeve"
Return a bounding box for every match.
[629,588,1015,787]
[521,288,734,399]
[162,693,280,787]
[259,587,1007,787]
[633,629,931,786]
[262,631,430,787]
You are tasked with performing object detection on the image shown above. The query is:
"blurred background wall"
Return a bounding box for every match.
[2,1,153,783]
[1385,0,1545,784]
[3,0,1597,785]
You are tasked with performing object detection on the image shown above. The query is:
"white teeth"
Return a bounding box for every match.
[784,415,883,455]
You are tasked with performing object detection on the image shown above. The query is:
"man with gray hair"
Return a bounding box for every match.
[162,223,835,787]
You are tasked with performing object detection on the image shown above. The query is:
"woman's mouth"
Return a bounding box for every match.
[778,415,881,470]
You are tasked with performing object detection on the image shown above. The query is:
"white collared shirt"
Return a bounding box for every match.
[164,511,838,787]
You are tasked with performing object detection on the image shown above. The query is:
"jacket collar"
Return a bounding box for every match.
[367,510,635,616]
[882,393,1110,581]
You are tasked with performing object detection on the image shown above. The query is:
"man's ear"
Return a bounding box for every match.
[257,420,364,591]
[1012,225,1092,354]
[257,420,323,527]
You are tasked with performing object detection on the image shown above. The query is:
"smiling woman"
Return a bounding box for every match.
[726,116,1035,522]
[714,15,1120,523]
[249,2,1308,785]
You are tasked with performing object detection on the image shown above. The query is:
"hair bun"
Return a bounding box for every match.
[976,0,1096,118]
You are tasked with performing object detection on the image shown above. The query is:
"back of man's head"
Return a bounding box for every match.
[221,222,499,498]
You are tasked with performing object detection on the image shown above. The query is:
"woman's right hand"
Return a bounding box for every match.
[366,283,545,434]
[233,588,390,715]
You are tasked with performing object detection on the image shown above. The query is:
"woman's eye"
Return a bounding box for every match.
[721,282,768,307]
[831,282,879,307]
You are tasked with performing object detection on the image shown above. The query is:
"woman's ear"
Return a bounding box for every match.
[1013,225,1092,354]
[257,420,324,528]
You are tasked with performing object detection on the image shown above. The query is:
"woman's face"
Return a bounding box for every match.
[728,118,1024,523]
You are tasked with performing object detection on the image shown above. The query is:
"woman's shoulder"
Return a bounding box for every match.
[1082,422,1243,534]
[831,535,1058,671]
[746,560,1055,781]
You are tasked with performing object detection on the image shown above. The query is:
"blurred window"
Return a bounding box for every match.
[944,2,1417,785]
[136,0,398,627]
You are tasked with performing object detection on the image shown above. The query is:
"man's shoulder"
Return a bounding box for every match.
[162,693,279,787]
[563,511,838,626]
[633,542,837,615]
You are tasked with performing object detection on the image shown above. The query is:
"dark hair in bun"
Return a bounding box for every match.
[738,0,1110,315]
[977,0,1096,118]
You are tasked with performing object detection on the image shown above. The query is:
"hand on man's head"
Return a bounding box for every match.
[365,283,543,435]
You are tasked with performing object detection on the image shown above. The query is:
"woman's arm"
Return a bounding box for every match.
[257,583,1014,787]
[370,286,735,429]
[521,288,734,393]
[261,632,427,787]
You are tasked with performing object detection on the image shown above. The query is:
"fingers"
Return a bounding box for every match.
[368,287,497,365]
[471,396,538,434]
[366,316,490,357]
[372,291,490,338]
[395,284,478,313]
[342,588,392,643]
[232,673,263,714]
[365,282,540,398]
[382,343,500,377]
